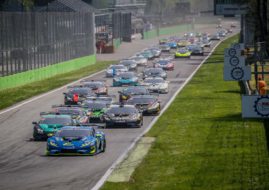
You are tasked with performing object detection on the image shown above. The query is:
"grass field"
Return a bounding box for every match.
[101,35,269,190]
[0,61,115,110]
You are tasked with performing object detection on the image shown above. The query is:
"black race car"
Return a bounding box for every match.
[81,80,108,95]
[118,86,150,102]
[126,95,161,115]
[63,86,95,105]
[102,104,143,128]
[143,67,167,79]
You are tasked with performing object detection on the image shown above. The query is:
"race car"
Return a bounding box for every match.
[218,29,227,37]
[175,48,191,58]
[103,104,143,128]
[147,47,162,58]
[159,38,168,44]
[177,40,191,48]
[113,72,139,87]
[159,44,171,52]
[118,86,150,102]
[86,95,114,106]
[32,113,76,141]
[81,80,108,95]
[129,55,148,66]
[120,59,138,71]
[142,77,169,94]
[81,101,108,122]
[143,67,167,79]
[138,50,155,60]
[154,59,174,71]
[166,42,177,49]
[46,126,106,156]
[186,44,204,56]
[63,86,95,105]
[106,64,128,77]
[51,105,89,124]
[201,39,212,47]
[126,95,161,115]
[210,33,221,40]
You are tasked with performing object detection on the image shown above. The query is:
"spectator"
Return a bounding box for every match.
[258,77,267,95]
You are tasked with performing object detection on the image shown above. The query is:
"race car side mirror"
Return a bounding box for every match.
[32,121,37,125]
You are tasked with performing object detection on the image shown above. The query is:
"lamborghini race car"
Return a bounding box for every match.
[159,44,171,52]
[86,95,114,106]
[142,77,169,94]
[174,48,191,58]
[118,86,150,102]
[154,59,174,71]
[129,55,148,66]
[81,80,108,95]
[177,40,191,48]
[120,59,138,71]
[33,113,76,141]
[63,86,95,105]
[143,67,167,79]
[102,104,143,128]
[166,41,178,49]
[46,126,106,156]
[126,95,161,115]
[186,44,204,56]
[113,72,139,87]
[81,101,108,122]
[106,64,128,77]
[51,105,89,124]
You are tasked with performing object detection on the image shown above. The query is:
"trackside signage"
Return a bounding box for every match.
[223,44,251,81]
[242,95,269,118]
[214,0,248,15]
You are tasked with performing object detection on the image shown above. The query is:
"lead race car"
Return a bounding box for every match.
[46,126,106,156]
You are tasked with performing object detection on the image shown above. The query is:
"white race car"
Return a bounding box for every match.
[141,77,169,94]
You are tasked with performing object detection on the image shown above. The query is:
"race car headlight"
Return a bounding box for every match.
[148,102,159,110]
[36,125,44,134]
[81,141,95,147]
[161,73,166,77]
[103,114,111,120]
[48,140,58,147]
[130,114,140,120]
[107,69,113,73]
[66,96,72,101]
[114,77,120,81]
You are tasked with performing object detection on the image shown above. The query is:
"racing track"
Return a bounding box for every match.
[0,22,239,190]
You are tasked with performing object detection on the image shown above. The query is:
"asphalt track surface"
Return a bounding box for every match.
[0,22,238,190]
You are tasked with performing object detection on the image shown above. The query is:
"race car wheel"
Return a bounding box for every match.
[102,140,106,152]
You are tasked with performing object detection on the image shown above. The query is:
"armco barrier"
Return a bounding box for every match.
[143,24,192,40]
[0,54,96,91]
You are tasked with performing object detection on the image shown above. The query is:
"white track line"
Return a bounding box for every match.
[0,69,106,115]
[91,33,238,190]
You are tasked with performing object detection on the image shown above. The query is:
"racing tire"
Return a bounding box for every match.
[101,140,106,152]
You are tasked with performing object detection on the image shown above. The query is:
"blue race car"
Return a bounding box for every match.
[113,72,139,87]
[166,42,177,49]
[46,126,106,156]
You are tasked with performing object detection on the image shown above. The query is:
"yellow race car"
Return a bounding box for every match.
[175,48,191,58]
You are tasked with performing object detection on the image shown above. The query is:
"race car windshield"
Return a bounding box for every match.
[56,108,82,116]
[121,60,135,65]
[87,97,112,102]
[56,129,93,138]
[82,102,107,110]
[107,107,138,114]
[178,49,188,53]
[157,60,169,65]
[145,68,163,74]
[144,78,164,83]
[118,72,135,78]
[69,88,92,95]
[82,82,104,88]
[160,45,169,49]
[40,117,72,125]
[110,65,125,69]
[123,87,148,95]
[128,97,156,104]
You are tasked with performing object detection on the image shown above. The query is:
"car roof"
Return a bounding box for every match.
[41,114,71,118]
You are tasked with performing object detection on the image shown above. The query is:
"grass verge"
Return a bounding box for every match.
[101,35,269,190]
[0,61,115,110]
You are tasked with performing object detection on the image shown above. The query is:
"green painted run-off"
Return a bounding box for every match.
[143,24,192,40]
[0,54,96,90]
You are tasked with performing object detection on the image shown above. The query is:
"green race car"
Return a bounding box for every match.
[175,48,191,58]
[32,113,76,141]
[81,101,108,122]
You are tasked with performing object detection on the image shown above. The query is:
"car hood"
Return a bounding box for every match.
[39,124,64,133]
[49,136,96,147]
